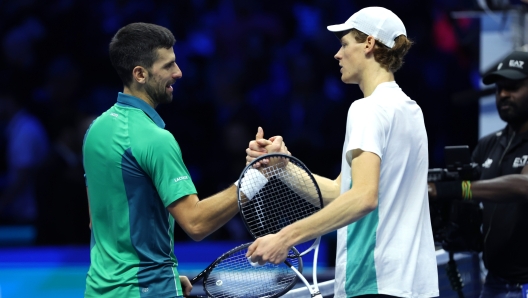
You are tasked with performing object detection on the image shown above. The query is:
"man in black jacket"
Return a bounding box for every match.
[430,51,528,298]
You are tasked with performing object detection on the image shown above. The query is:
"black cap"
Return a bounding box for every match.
[483,51,528,85]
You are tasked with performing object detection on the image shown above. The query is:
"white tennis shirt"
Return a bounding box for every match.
[334,82,439,298]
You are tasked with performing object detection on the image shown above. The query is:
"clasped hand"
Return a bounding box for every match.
[245,127,290,167]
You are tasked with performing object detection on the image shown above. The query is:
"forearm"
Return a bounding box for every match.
[313,173,341,205]
[187,185,239,240]
[278,187,376,248]
[472,174,528,203]
[272,163,335,207]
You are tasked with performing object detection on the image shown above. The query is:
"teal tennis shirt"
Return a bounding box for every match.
[83,92,197,297]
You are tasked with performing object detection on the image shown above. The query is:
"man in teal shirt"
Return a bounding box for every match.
[83,22,240,297]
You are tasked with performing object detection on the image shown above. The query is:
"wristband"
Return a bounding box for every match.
[238,168,268,200]
[462,180,472,201]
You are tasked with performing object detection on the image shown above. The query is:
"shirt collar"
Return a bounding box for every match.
[116,92,165,128]
[370,81,399,96]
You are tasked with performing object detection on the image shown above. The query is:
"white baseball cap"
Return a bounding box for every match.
[327,7,406,48]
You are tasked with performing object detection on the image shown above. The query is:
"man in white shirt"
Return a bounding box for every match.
[245,7,439,298]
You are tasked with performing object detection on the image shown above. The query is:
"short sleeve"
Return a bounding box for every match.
[140,132,197,207]
[345,100,388,164]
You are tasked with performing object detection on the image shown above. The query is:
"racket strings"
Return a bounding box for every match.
[204,247,300,298]
[264,160,320,202]
[240,157,322,239]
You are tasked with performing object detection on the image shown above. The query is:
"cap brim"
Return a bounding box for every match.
[327,24,353,33]
[327,24,354,40]
[482,69,528,85]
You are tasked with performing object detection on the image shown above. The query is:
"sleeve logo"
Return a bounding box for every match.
[482,158,493,168]
[173,176,189,183]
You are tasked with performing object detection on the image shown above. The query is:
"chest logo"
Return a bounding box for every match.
[482,158,493,168]
[173,176,189,183]
[513,155,527,168]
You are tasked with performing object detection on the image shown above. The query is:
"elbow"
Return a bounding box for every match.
[364,202,377,214]
[363,193,378,213]
[189,234,206,242]
[185,224,210,242]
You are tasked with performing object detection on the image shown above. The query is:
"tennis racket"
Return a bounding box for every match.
[188,242,301,298]
[237,153,324,298]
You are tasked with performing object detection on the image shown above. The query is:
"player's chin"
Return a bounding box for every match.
[341,76,357,85]
[161,94,173,104]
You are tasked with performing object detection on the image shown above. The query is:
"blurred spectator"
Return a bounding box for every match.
[36,114,95,245]
[0,91,49,225]
[32,55,83,142]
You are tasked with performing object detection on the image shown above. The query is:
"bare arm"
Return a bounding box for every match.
[167,185,239,241]
[429,164,528,203]
[471,164,528,202]
[246,127,341,205]
[313,173,341,205]
[280,150,378,244]
[179,275,192,296]
[247,150,379,264]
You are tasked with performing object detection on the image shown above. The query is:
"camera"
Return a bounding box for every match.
[428,146,483,253]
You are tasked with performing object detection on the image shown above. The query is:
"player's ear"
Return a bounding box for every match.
[365,36,376,54]
[132,66,148,84]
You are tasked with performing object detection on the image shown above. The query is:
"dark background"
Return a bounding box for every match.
[0,0,490,245]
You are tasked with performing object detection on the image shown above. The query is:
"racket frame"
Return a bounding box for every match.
[237,153,324,297]
[190,242,302,298]
[237,153,324,245]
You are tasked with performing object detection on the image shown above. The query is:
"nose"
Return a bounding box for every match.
[334,49,342,61]
[497,87,510,98]
[174,64,182,79]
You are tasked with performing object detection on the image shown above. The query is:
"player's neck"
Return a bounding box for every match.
[511,120,528,134]
[123,86,157,108]
[359,67,395,97]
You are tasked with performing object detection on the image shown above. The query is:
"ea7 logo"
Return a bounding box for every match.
[512,155,527,168]
[509,60,524,69]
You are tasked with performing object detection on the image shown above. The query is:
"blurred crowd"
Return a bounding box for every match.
[0,0,481,245]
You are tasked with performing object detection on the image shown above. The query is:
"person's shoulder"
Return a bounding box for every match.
[135,123,176,148]
[350,98,378,116]
[352,93,390,111]
[478,129,504,145]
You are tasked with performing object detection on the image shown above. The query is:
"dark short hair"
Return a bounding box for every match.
[109,23,176,87]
